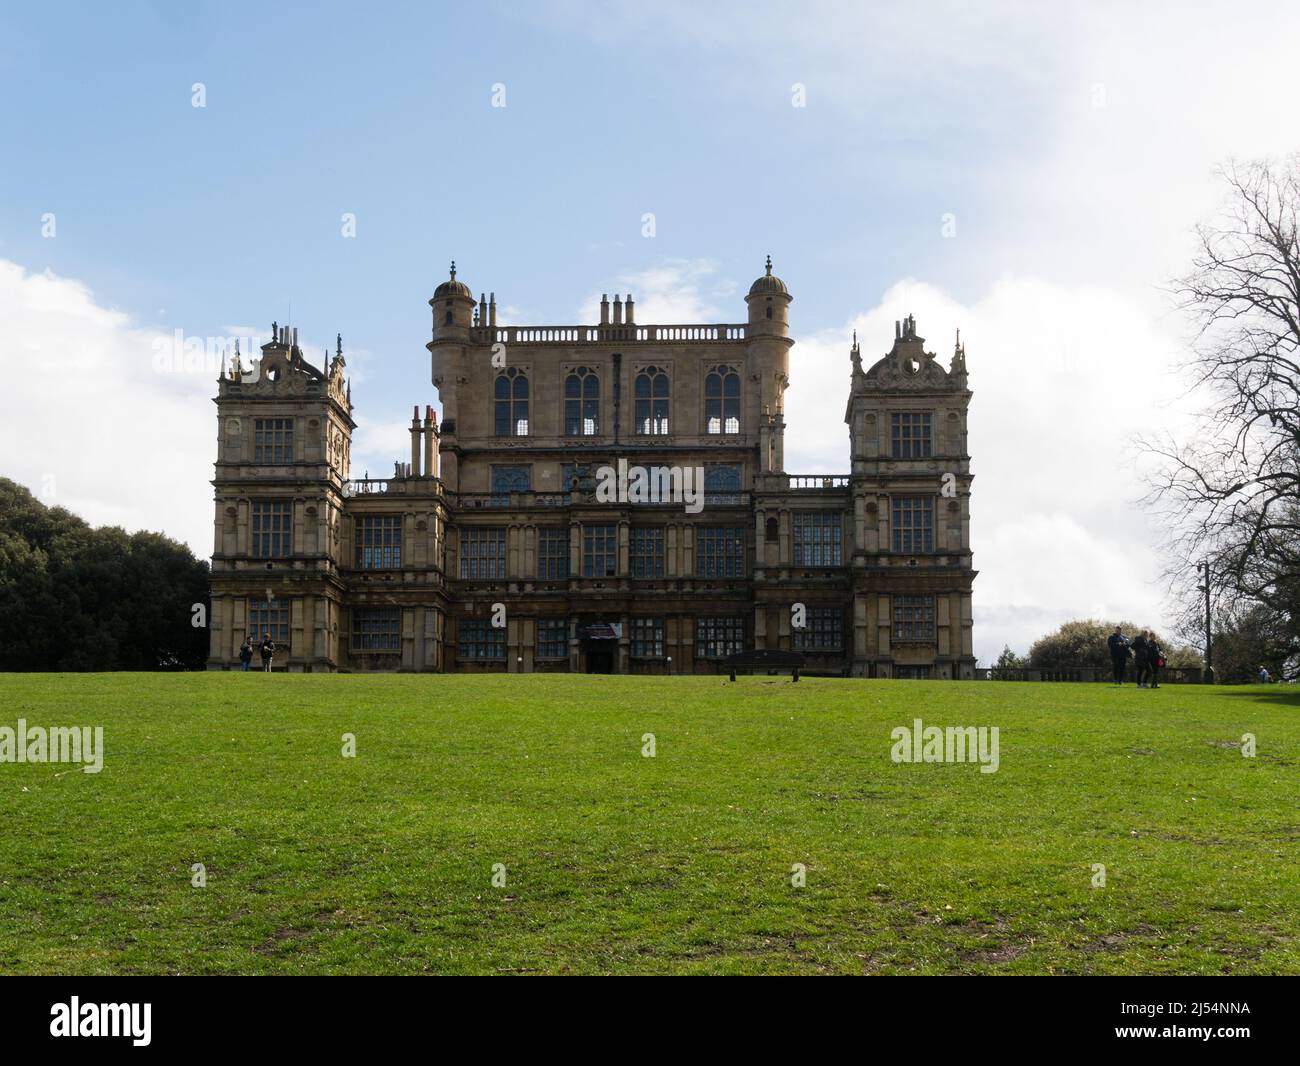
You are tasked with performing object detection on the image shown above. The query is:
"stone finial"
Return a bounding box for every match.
[951,328,968,373]
[764,254,772,276]
[449,260,456,280]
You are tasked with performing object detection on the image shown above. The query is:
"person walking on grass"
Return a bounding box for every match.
[239,637,253,672]
[259,632,276,672]
[1147,632,1163,689]
[1107,625,1131,685]
[1132,630,1150,688]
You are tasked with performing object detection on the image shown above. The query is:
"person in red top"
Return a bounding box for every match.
[1146,632,1162,689]
[1132,631,1150,687]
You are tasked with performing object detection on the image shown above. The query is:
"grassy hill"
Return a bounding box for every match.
[0,674,1296,975]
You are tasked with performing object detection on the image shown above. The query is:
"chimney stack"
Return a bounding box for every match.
[612,294,623,325]
[423,405,438,479]
[600,294,609,325]
[625,293,635,325]
[489,292,497,328]
[409,404,422,477]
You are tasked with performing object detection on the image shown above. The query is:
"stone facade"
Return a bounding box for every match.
[208,261,976,677]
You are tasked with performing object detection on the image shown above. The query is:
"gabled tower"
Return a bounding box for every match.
[844,316,975,679]
[208,324,355,671]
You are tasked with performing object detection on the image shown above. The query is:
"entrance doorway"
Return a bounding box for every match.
[579,621,620,674]
[584,640,615,674]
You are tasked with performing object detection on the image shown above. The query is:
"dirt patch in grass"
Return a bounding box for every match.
[250,909,341,955]
[252,927,314,955]
[1080,923,1161,953]
[960,943,1027,964]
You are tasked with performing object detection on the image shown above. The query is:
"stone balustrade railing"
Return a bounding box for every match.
[470,323,748,345]
[785,475,851,490]
[347,477,843,501]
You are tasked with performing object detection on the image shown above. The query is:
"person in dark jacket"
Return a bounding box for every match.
[259,632,276,672]
[1132,631,1150,688]
[238,638,253,672]
[1146,633,1162,689]
[1107,626,1131,685]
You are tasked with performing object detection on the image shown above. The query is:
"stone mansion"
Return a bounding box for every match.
[206,259,976,677]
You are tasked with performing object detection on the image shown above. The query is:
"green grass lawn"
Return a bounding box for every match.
[0,674,1296,975]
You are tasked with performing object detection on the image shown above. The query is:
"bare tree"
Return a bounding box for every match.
[1143,157,1300,668]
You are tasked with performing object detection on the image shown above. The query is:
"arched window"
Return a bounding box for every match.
[634,366,670,435]
[765,517,779,542]
[564,367,600,436]
[494,368,529,436]
[705,366,740,434]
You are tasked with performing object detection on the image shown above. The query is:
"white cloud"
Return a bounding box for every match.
[353,416,418,480]
[0,263,390,559]
[0,259,216,556]
[785,274,1203,664]
[577,258,724,324]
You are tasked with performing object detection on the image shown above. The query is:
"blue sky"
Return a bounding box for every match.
[2,1,1296,662]
[1,1,1026,349]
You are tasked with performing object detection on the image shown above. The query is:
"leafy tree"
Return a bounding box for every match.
[1028,619,1200,670]
[0,478,209,670]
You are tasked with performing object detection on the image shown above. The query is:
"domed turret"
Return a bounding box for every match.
[748,254,789,296]
[745,255,791,335]
[430,261,476,336]
[433,260,474,300]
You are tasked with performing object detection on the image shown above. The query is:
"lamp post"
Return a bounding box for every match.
[1197,561,1214,684]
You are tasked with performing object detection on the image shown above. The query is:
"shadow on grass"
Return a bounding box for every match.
[1213,685,1300,709]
